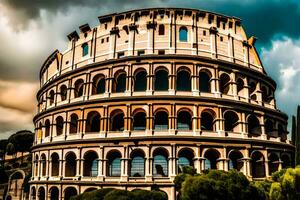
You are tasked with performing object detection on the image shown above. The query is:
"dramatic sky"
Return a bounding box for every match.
[0,0,299,139]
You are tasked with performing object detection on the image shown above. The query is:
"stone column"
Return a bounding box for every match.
[192,64,199,96]
[97,146,104,181]
[121,145,129,181]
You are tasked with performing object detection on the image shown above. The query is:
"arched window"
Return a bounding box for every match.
[153,148,168,177]
[201,111,214,131]
[155,69,169,91]
[130,150,145,177]
[69,114,78,134]
[199,71,211,92]
[179,26,188,42]
[111,110,124,131]
[261,86,269,103]
[49,90,55,105]
[236,78,244,95]
[220,73,230,94]
[64,187,77,200]
[31,187,36,200]
[176,69,191,91]
[41,154,46,176]
[92,75,106,95]
[83,151,98,177]
[113,71,126,93]
[107,151,121,177]
[134,70,147,91]
[248,115,261,136]
[265,119,274,135]
[45,119,50,137]
[177,111,192,130]
[224,111,239,132]
[74,79,84,98]
[228,150,243,171]
[178,149,194,173]
[133,112,146,130]
[281,154,291,169]
[38,187,45,200]
[60,85,68,101]
[56,116,64,136]
[82,43,89,57]
[50,187,59,200]
[251,151,265,178]
[268,153,279,175]
[65,152,77,177]
[85,111,100,133]
[158,24,165,35]
[154,111,168,130]
[204,149,220,170]
[51,153,59,177]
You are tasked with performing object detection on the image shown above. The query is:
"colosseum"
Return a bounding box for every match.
[30,8,295,200]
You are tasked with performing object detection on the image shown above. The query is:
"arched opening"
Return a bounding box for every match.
[85,111,100,133]
[45,119,50,137]
[249,81,257,100]
[201,111,215,131]
[281,154,291,169]
[236,78,244,96]
[74,79,84,98]
[204,149,220,170]
[176,69,191,91]
[107,151,121,177]
[153,148,169,177]
[41,154,46,176]
[64,187,77,200]
[133,111,146,130]
[38,187,45,200]
[134,70,147,92]
[265,119,274,136]
[248,115,262,136]
[31,187,36,200]
[55,116,64,136]
[177,110,192,130]
[261,86,270,103]
[83,151,98,177]
[130,150,145,177]
[199,71,211,92]
[251,151,265,178]
[268,153,280,175]
[34,155,39,177]
[178,148,194,173]
[278,124,284,138]
[155,68,169,91]
[82,43,89,56]
[51,153,59,177]
[113,71,126,93]
[50,187,59,200]
[158,24,165,35]
[179,26,188,42]
[60,85,68,101]
[111,110,124,131]
[220,73,231,95]
[92,75,106,95]
[65,152,77,177]
[49,90,55,105]
[154,111,168,130]
[69,114,78,134]
[224,111,239,132]
[228,150,243,171]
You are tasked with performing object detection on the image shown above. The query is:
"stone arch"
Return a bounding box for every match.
[113,70,127,93]
[268,153,280,175]
[179,26,188,42]
[219,73,231,95]
[40,153,46,176]
[247,114,262,136]
[38,187,46,200]
[132,109,146,131]
[177,109,192,130]
[177,148,195,173]
[251,151,265,178]
[92,74,106,95]
[199,69,212,93]
[154,109,169,130]
[60,84,68,101]
[106,150,122,177]
[155,67,169,91]
[49,90,55,105]
[134,68,147,92]
[49,186,59,200]
[249,81,257,100]
[176,67,191,91]
[85,111,100,133]
[281,154,291,169]
[83,150,99,177]
[224,110,239,132]
[64,187,78,200]
[201,109,216,131]
[158,24,165,35]
[45,119,51,137]
[34,155,39,176]
[51,152,59,176]
[153,147,169,177]
[55,116,64,136]
[228,150,244,171]
[110,109,125,131]
[129,149,146,177]
[69,113,78,134]
[203,148,221,170]
[74,79,84,98]
[265,119,274,136]
[65,151,77,177]
[31,187,36,200]
[236,77,245,96]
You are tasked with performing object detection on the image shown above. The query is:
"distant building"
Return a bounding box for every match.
[30,8,294,200]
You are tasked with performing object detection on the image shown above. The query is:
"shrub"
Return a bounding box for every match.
[71,188,115,200]
[103,189,135,200]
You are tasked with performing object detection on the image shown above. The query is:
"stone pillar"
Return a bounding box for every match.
[121,146,129,181]
[146,64,154,95]
[97,146,104,181]
[169,64,176,95]
[231,71,238,99]
[192,64,199,96]
[209,27,218,58]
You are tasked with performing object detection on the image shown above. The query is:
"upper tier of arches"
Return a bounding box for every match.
[40,8,263,86]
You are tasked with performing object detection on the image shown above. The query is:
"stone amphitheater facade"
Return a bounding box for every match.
[29,8,294,200]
